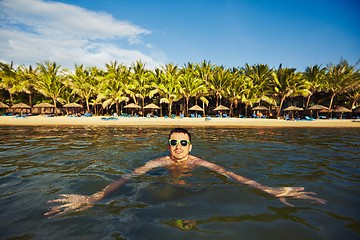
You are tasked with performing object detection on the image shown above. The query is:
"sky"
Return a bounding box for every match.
[0,0,359,71]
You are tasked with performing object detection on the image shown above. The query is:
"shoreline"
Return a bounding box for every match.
[0,115,360,128]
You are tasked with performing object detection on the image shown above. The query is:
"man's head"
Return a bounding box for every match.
[168,128,192,161]
[168,128,191,142]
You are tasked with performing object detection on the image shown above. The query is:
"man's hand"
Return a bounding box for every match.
[265,186,326,207]
[44,194,94,218]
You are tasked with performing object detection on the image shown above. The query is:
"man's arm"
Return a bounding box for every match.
[89,157,173,201]
[45,157,172,218]
[190,156,326,206]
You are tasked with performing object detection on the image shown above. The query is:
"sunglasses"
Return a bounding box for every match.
[168,139,191,147]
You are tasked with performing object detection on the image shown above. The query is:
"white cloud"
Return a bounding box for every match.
[0,0,166,70]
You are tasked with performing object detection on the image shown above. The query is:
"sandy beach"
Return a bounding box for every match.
[0,115,359,128]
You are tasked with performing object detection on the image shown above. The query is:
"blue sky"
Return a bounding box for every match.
[0,0,359,71]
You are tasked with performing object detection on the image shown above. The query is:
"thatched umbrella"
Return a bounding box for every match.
[124,103,141,109]
[33,102,55,115]
[0,101,10,114]
[189,105,204,117]
[63,103,83,108]
[308,105,329,118]
[214,104,230,117]
[124,103,141,116]
[252,105,269,118]
[284,106,304,111]
[144,103,160,110]
[11,103,31,115]
[0,102,10,109]
[189,104,203,111]
[63,103,83,115]
[283,106,303,119]
[333,106,351,112]
[333,106,351,119]
[308,104,328,111]
[144,103,160,116]
[252,105,268,111]
[353,106,360,113]
[214,104,230,111]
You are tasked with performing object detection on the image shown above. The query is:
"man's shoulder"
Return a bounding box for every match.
[189,155,209,164]
[147,156,172,166]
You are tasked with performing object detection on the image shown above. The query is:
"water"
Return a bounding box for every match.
[0,126,359,240]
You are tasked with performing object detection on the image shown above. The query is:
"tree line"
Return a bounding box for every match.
[0,59,359,117]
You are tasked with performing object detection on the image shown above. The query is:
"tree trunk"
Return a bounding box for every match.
[28,92,33,107]
[185,97,189,116]
[141,97,145,116]
[328,93,336,118]
[328,93,336,110]
[116,100,119,115]
[53,97,59,115]
[86,98,90,112]
[230,101,234,117]
[168,100,173,117]
[9,92,14,106]
[245,103,249,117]
[202,101,206,116]
[305,93,313,109]
[277,96,286,117]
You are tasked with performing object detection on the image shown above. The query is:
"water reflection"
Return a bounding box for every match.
[0,126,359,239]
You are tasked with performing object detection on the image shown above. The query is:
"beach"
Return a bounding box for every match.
[1,115,359,127]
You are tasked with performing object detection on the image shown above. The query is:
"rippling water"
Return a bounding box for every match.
[0,126,359,240]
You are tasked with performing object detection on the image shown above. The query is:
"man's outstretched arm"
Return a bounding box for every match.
[45,157,172,218]
[190,156,326,207]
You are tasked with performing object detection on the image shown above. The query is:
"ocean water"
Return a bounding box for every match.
[0,126,359,240]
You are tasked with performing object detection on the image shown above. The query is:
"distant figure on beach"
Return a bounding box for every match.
[45,128,326,217]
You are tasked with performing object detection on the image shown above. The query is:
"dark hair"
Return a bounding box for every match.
[169,128,191,142]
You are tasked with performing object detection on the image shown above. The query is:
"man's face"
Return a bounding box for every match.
[168,132,192,161]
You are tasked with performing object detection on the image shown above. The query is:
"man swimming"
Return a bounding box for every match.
[45,127,326,217]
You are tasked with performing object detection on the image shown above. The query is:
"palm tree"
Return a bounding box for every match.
[100,61,130,115]
[57,86,81,106]
[0,61,17,105]
[346,85,360,110]
[241,64,274,116]
[70,64,101,113]
[90,97,103,116]
[16,65,38,107]
[196,60,215,84]
[36,61,67,109]
[207,65,232,107]
[179,63,207,116]
[225,68,243,116]
[156,64,182,117]
[270,64,310,116]
[129,61,152,114]
[325,60,359,110]
[303,65,326,109]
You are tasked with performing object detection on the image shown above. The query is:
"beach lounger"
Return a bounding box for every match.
[101,117,119,121]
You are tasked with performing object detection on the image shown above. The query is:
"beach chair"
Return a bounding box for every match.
[101,116,119,121]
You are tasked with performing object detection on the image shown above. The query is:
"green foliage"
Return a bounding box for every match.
[0,59,359,117]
